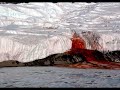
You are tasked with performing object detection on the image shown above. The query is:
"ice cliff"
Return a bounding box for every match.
[0,2,120,62]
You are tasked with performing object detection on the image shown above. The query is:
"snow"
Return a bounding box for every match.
[0,35,71,62]
[0,67,120,88]
[0,3,120,62]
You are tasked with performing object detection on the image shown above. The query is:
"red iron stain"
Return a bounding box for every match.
[71,32,86,49]
[64,32,120,69]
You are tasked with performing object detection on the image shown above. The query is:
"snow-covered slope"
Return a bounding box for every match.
[0,2,120,62]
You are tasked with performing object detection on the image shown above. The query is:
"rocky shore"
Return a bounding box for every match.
[0,50,120,69]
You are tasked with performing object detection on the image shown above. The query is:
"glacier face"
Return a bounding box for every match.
[0,2,120,62]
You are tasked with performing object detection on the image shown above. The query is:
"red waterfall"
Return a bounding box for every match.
[71,32,86,49]
[64,32,120,69]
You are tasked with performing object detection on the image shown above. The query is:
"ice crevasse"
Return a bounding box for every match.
[0,3,120,62]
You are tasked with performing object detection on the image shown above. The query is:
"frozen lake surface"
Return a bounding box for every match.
[0,66,120,88]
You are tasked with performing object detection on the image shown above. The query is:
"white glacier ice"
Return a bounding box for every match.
[0,2,120,62]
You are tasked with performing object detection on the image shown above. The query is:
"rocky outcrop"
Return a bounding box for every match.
[104,50,120,62]
[0,49,120,69]
[0,60,24,67]
[0,53,85,67]
[23,53,85,66]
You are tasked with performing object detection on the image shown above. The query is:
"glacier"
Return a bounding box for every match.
[0,2,120,62]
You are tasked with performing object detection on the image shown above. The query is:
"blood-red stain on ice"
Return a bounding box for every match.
[64,32,120,69]
[71,32,86,49]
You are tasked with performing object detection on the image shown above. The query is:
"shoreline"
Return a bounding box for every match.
[0,60,120,70]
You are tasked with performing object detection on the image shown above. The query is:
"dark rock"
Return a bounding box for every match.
[24,53,77,66]
[105,50,120,62]
[92,50,106,60]
[19,53,86,66]
[0,60,24,67]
